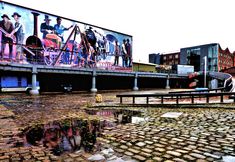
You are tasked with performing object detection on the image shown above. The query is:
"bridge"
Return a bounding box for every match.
[0,62,187,92]
[1,62,233,94]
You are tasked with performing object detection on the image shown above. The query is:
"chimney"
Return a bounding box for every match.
[31,12,40,36]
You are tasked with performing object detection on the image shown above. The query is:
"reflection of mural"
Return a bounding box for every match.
[0,1,132,69]
[23,119,102,155]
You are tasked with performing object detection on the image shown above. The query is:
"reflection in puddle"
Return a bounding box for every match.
[85,109,142,124]
[23,119,101,155]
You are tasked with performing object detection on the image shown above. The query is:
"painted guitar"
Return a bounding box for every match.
[0,27,16,42]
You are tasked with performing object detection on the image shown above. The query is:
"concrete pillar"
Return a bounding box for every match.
[133,72,139,91]
[90,69,97,93]
[165,74,170,89]
[30,66,39,95]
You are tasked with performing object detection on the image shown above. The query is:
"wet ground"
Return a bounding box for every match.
[0,89,235,161]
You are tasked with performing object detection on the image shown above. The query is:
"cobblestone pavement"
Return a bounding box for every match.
[0,91,235,161]
[99,108,235,162]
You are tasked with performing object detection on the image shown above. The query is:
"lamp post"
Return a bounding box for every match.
[204,56,207,88]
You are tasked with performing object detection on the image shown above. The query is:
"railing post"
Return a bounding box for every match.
[90,69,97,93]
[191,95,194,104]
[206,96,209,103]
[220,94,223,103]
[161,96,164,104]
[133,97,135,104]
[165,74,170,89]
[176,96,179,104]
[120,97,122,104]
[30,66,39,95]
[147,97,149,104]
[133,72,139,91]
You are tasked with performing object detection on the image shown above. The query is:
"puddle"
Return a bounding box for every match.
[223,156,235,162]
[21,119,101,155]
[85,109,142,124]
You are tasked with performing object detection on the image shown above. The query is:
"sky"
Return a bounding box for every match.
[2,0,235,63]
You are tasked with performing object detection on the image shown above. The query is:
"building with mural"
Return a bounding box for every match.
[0,1,133,70]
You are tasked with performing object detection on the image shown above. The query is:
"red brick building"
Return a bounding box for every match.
[161,52,180,65]
[218,45,234,71]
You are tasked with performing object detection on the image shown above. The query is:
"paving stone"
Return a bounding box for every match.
[196,160,208,162]
[120,145,128,150]
[133,155,146,161]
[166,151,181,157]
[128,148,140,154]
[205,146,221,151]
[190,153,206,159]
[173,158,187,162]
[175,149,188,154]
[115,148,125,153]
[139,152,152,158]
[154,148,165,152]
[124,151,134,156]
[154,143,165,148]
[152,157,163,161]
[183,155,196,161]
[203,152,221,159]
[141,148,153,153]
[136,142,146,147]
[145,141,154,145]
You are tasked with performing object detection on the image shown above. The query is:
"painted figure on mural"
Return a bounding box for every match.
[10,12,25,62]
[125,38,132,67]
[0,14,14,60]
[54,17,73,42]
[113,40,119,66]
[40,15,54,39]
[121,39,127,67]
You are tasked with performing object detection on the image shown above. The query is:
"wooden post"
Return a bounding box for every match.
[120,97,122,104]
[147,97,149,104]
[133,97,135,104]
[191,95,194,104]
[161,96,164,104]
[176,96,179,105]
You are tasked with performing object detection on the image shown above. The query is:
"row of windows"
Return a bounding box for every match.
[220,53,233,58]
[219,59,233,65]
[163,60,179,65]
[163,55,179,60]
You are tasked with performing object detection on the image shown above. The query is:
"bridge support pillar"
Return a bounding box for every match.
[30,66,39,95]
[165,74,170,89]
[133,72,139,91]
[91,69,97,93]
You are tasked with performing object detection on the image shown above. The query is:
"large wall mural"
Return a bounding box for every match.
[0,1,133,70]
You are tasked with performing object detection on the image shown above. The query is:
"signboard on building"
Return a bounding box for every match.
[177,65,194,75]
[0,1,132,70]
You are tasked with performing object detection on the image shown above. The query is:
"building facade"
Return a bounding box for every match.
[149,53,161,64]
[180,43,234,72]
[161,52,180,65]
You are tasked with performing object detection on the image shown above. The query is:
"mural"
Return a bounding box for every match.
[0,1,132,70]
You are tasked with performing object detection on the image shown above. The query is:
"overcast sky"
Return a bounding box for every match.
[3,0,235,62]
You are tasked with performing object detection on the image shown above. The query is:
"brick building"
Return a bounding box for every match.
[161,52,180,65]
[218,46,234,71]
